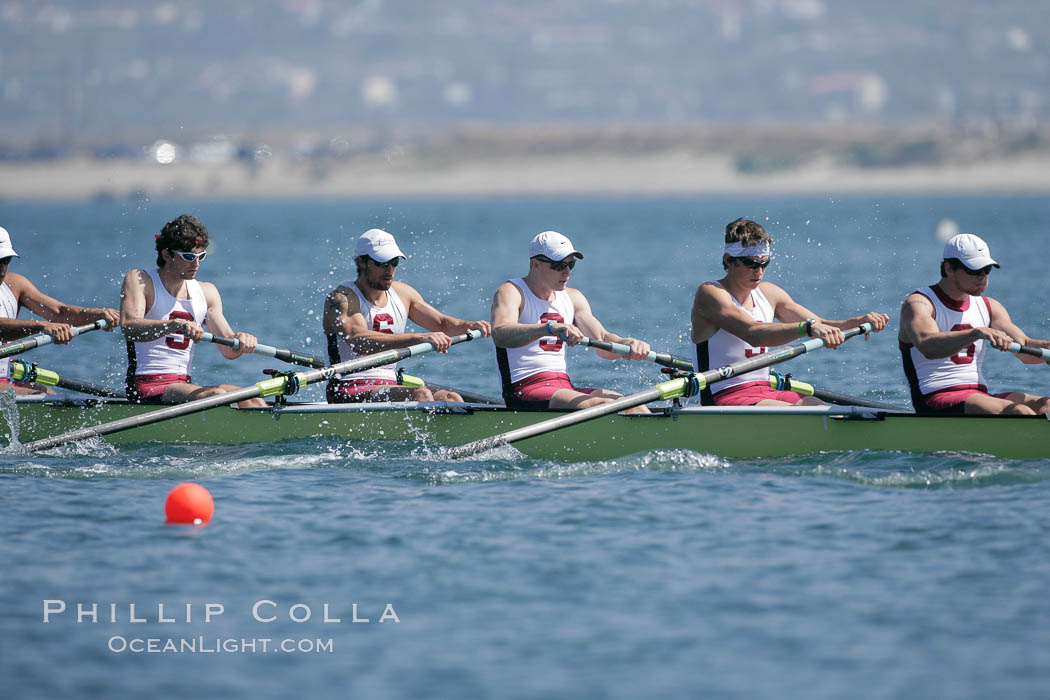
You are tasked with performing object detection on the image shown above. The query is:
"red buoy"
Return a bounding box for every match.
[165,483,214,525]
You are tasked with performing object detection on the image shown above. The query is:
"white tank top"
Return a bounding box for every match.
[327,282,408,382]
[902,285,991,396]
[496,278,575,385]
[0,282,19,379]
[692,283,774,393]
[127,269,208,376]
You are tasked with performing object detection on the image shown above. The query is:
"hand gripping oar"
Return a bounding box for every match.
[577,337,693,371]
[0,320,110,360]
[1006,342,1050,361]
[24,330,483,452]
[447,323,874,460]
[9,360,126,399]
[767,372,904,411]
[199,333,326,369]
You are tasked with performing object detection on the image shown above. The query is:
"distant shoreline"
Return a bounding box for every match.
[2,152,1049,201]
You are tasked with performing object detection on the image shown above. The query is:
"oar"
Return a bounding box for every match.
[447,323,874,460]
[23,330,483,453]
[396,371,504,405]
[0,320,110,360]
[768,372,904,411]
[199,333,326,368]
[9,360,126,399]
[1006,342,1050,361]
[577,337,693,371]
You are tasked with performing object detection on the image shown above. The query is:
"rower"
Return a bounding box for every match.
[322,228,491,403]
[899,233,1050,415]
[0,225,120,394]
[491,230,654,413]
[119,214,264,408]
[690,218,889,406]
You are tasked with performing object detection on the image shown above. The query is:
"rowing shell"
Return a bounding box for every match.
[4,396,1048,460]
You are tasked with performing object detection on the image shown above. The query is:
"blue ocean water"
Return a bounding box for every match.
[1,195,1049,698]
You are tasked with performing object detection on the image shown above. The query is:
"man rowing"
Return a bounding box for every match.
[491,230,653,413]
[120,214,264,408]
[0,225,120,394]
[898,233,1050,415]
[323,228,491,402]
[690,218,889,406]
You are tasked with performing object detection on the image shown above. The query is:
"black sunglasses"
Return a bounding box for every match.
[370,257,400,268]
[536,256,576,271]
[733,256,770,270]
[955,263,993,277]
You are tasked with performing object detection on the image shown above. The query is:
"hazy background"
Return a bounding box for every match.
[1,0,1048,198]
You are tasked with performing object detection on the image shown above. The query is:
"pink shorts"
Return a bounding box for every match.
[922,385,1011,412]
[512,372,597,404]
[712,380,805,406]
[129,373,190,404]
[327,377,398,403]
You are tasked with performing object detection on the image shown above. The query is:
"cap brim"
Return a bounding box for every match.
[961,257,999,269]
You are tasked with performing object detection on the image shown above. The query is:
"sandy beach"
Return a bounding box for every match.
[2,151,1049,201]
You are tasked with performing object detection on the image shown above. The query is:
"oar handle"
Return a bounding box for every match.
[0,319,110,359]
[1006,342,1050,361]
[199,333,326,368]
[578,337,693,371]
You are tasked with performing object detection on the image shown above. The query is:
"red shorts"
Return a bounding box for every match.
[327,377,398,403]
[512,371,597,404]
[128,374,191,404]
[922,385,1011,413]
[712,380,805,406]
[0,378,36,390]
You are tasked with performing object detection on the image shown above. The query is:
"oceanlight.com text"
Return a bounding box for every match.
[108,636,334,654]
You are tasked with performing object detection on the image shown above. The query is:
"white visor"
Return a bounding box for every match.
[725,241,771,258]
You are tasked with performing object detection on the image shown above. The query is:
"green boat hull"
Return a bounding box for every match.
[4,397,1048,460]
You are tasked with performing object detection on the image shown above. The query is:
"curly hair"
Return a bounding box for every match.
[156,215,209,267]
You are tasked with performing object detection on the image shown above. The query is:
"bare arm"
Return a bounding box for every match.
[120,269,188,342]
[691,282,809,347]
[0,273,119,343]
[898,292,1012,359]
[568,288,651,361]
[403,283,491,338]
[748,283,888,347]
[200,282,256,359]
[987,297,1050,365]
[324,283,454,354]
[491,282,553,348]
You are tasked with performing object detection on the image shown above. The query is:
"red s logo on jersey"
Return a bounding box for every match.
[539,312,564,352]
[373,313,395,334]
[950,323,977,364]
[165,310,195,350]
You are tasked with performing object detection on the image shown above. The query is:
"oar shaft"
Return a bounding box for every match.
[578,337,693,371]
[24,330,482,452]
[1007,342,1050,361]
[448,324,874,459]
[0,320,109,359]
[199,333,326,368]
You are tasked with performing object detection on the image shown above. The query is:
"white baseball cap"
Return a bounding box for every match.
[529,230,584,261]
[943,233,998,270]
[355,228,406,263]
[0,226,19,259]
